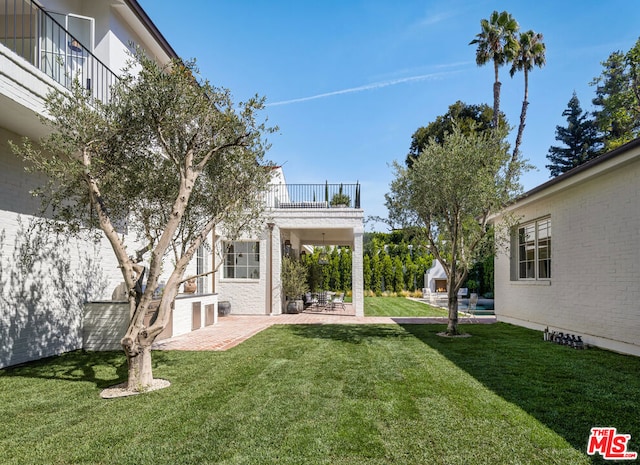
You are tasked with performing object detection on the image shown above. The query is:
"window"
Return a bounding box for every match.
[41,12,94,89]
[196,244,208,293]
[516,218,551,280]
[223,241,260,279]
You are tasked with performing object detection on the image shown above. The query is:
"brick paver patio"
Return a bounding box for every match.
[152,304,496,351]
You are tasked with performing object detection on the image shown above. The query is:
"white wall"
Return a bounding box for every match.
[425,260,447,293]
[38,0,172,73]
[214,227,273,315]
[83,294,218,352]
[82,302,129,351]
[0,1,179,368]
[494,150,640,356]
[172,294,218,336]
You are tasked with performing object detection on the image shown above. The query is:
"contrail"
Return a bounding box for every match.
[266,71,458,107]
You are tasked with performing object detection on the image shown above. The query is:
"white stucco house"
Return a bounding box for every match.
[492,138,640,356]
[213,167,365,318]
[0,0,187,368]
[0,0,365,368]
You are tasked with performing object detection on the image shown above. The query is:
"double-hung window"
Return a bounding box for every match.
[516,218,551,280]
[223,241,260,279]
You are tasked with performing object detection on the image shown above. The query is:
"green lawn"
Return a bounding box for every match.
[364,296,449,317]
[2,323,638,464]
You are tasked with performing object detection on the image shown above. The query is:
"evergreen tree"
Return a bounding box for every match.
[303,253,323,292]
[415,256,432,290]
[371,253,382,294]
[404,254,417,291]
[591,38,640,151]
[329,248,341,290]
[392,256,404,293]
[381,253,393,292]
[339,247,352,291]
[546,92,601,177]
[363,254,372,291]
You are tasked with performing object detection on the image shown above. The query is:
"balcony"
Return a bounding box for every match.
[0,0,117,105]
[266,183,361,209]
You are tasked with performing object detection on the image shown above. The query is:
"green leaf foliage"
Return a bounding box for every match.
[281,256,309,299]
[406,101,501,168]
[387,122,518,332]
[12,48,275,286]
[546,92,602,177]
[591,37,640,151]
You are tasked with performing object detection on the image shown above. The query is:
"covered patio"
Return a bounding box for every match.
[273,213,365,317]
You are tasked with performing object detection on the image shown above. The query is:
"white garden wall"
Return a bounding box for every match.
[83,294,218,352]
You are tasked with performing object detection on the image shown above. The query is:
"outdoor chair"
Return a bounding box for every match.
[331,292,345,311]
[316,291,328,308]
[303,292,318,308]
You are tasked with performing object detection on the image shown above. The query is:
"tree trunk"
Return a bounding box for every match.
[125,342,154,390]
[446,291,459,335]
[121,301,156,391]
[493,61,501,128]
[512,69,530,165]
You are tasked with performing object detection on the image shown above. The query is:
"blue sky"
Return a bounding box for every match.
[139,0,640,231]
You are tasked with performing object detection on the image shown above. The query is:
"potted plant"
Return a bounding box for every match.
[330,184,350,207]
[466,279,478,294]
[281,256,309,313]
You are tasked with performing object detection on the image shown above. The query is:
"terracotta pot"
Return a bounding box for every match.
[183,279,197,294]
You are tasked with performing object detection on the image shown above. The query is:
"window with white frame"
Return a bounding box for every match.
[223,241,260,279]
[516,218,551,280]
[41,12,95,88]
[196,244,208,293]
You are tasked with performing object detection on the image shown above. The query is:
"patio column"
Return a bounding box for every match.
[352,226,364,317]
[266,224,282,315]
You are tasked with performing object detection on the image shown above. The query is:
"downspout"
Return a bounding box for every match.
[267,223,275,315]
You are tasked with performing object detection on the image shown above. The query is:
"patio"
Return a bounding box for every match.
[151,306,496,351]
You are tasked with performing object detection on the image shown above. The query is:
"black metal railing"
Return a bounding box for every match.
[1,0,118,104]
[266,183,361,209]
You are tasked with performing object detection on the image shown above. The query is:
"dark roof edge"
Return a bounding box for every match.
[124,0,179,60]
[516,137,640,202]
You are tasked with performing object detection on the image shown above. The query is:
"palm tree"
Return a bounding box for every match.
[510,30,546,163]
[470,10,520,128]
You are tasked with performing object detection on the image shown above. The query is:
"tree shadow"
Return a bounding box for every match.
[0,350,126,389]
[0,349,172,389]
[400,323,640,463]
[286,323,415,345]
[0,218,107,368]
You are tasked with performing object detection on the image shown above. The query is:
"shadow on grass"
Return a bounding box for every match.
[400,323,640,462]
[287,323,415,345]
[0,350,172,389]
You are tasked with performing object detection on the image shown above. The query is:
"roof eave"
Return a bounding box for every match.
[123,0,179,60]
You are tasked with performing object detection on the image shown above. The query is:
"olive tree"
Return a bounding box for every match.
[13,51,274,391]
[386,123,519,334]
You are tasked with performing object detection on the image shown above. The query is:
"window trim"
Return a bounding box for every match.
[196,243,208,293]
[513,217,551,281]
[222,240,260,281]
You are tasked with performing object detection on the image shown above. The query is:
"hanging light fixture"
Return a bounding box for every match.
[318,233,329,265]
